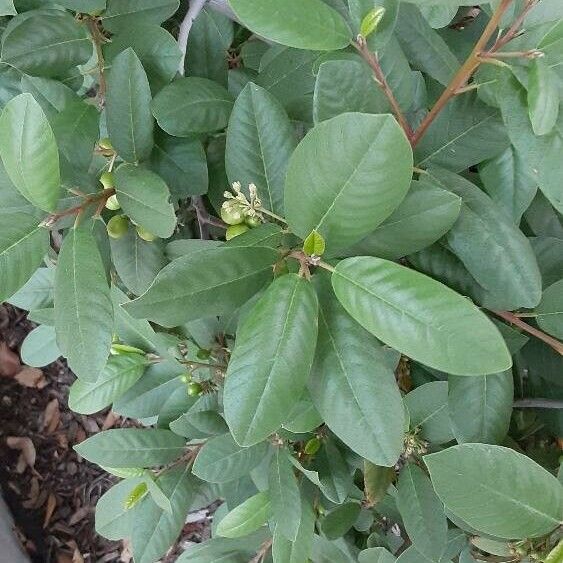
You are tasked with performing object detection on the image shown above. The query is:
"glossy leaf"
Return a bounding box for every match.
[54,227,113,381]
[272,498,315,563]
[124,246,277,327]
[358,547,397,563]
[536,279,563,339]
[397,463,447,561]
[332,257,512,376]
[228,0,351,51]
[425,444,563,539]
[309,274,405,466]
[114,164,176,239]
[106,48,154,163]
[226,82,296,215]
[74,428,186,468]
[101,0,180,33]
[528,58,559,136]
[0,213,48,303]
[0,93,60,212]
[69,354,147,415]
[285,113,413,253]
[216,491,271,538]
[152,77,234,136]
[448,371,513,444]
[7,267,54,311]
[224,274,319,446]
[321,502,361,539]
[192,433,269,483]
[1,10,92,77]
[20,325,61,368]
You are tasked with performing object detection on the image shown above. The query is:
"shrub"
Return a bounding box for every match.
[1,0,562,561]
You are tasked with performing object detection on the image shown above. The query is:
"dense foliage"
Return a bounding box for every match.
[0,0,562,561]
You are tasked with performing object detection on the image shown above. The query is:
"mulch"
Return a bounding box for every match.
[0,305,210,563]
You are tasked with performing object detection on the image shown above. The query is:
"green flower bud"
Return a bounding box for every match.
[221,203,245,225]
[304,437,321,455]
[106,215,129,239]
[187,382,203,396]
[136,225,157,242]
[100,171,115,190]
[226,224,249,240]
[105,194,120,210]
[245,214,262,228]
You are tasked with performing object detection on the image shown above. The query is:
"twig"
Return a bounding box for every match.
[86,17,108,107]
[514,399,563,409]
[354,38,414,141]
[489,309,563,356]
[42,189,115,227]
[177,0,208,74]
[489,0,539,52]
[411,0,514,146]
[249,539,273,563]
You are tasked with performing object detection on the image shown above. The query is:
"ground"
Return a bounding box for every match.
[0,305,209,563]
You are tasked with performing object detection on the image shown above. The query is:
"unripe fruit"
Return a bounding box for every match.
[304,437,321,455]
[245,215,261,228]
[226,224,249,240]
[98,137,113,151]
[221,205,245,225]
[106,215,129,239]
[100,171,115,190]
[136,225,157,242]
[187,382,203,396]
[105,194,120,210]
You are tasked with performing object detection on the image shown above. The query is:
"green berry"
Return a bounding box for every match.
[197,348,211,360]
[245,215,262,228]
[105,194,120,210]
[221,205,245,225]
[304,437,321,455]
[187,382,203,396]
[136,225,157,242]
[226,224,249,240]
[100,171,115,190]
[98,137,113,151]
[106,215,129,239]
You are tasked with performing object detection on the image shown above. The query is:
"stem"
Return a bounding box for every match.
[489,0,539,52]
[43,188,115,227]
[514,399,563,409]
[489,309,563,356]
[86,18,107,107]
[411,0,514,147]
[317,260,336,273]
[249,539,273,563]
[177,0,208,73]
[258,207,288,225]
[354,39,414,141]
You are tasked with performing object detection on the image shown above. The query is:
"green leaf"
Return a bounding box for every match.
[55,0,106,11]
[528,58,559,136]
[7,267,54,310]
[415,92,509,172]
[185,7,233,87]
[272,498,315,563]
[303,230,326,257]
[425,444,563,539]
[332,257,512,376]
[536,279,563,339]
[269,447,301,540]
[448,371,513,444]
[0,213,48,302]
[106,48,154,163]
[152,77,234,136]
[110,225,167,296]
[74,428,186,468]
[170,395,228,439]
[349,0,398,51]
[0,93,60,212]
[224,274,319,446]
[285,113,413,254]
[364,463,394,508]
[1,10,92,77]
[54,227,113,381]
[397,464,447,561]
[20,324,60,367]
[321,502,361,539]
[345,178,461,260]
[101,0,180,33]
[192,433,269,483]
[282,391,323,433]
[20,75,80,120]
[131,465,196,563]
[309,274,404,466]
[144,473,172,513]
[530,236,563,288]
[68,354,147,415]
[95,476,145,540]
[404,381,454,444]
[479,146,537,223]
[149,132,208,199]
[216,491,271,538]
[228,0,351,51]
[395,4,459,86]
[226,82,296,215]
[427,167,542,310]
[114,164,176,239]
[358,547,397,563]
[103,24,181,92]
[124,246,277,327]
[0,0,16,15]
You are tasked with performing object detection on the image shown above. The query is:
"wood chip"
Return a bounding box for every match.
[42,398,61,433]
[0,341,21,377]
[102,410,120,430]
[6,436,36,469]
[15,367,47,388]
[43,493,57,528]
